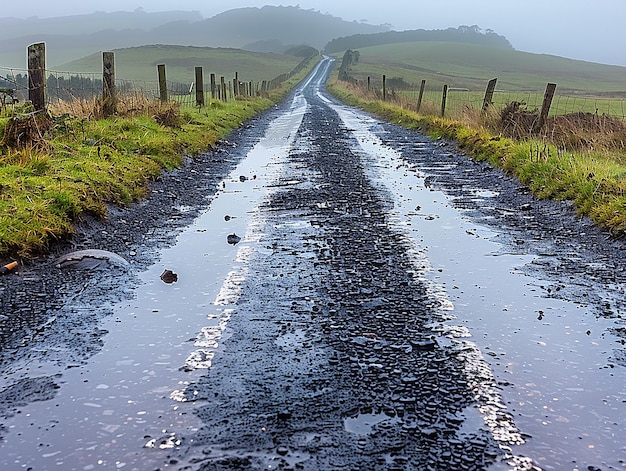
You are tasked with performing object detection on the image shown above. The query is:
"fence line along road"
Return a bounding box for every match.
[351,73,626,122]
[0,42,318,114]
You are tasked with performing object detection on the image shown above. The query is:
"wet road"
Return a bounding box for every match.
[1,57,625,470]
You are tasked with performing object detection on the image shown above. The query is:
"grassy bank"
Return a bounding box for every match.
[0,59,318,260]
[328,79,626,237]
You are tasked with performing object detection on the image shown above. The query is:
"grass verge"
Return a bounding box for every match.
[328,79,626,238]
[0,58,318,259]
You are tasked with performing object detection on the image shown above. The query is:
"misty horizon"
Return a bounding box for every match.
[0,2,625,68]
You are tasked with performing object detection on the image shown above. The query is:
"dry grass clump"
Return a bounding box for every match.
[48,91,181,121]
[497,101,626,151]
[1,111,53,149]
[1,93,184,150]
[545,112,626,152]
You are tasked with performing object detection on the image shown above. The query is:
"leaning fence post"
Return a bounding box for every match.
[482,78,497,113]
[533,82,557,133]
[441,84,448,117]
[28,42,46,111]
[382,74,387,101]
[195,66,204,106]
[157,64,168,102]
[416,79,426,113]
[102,51,116,117]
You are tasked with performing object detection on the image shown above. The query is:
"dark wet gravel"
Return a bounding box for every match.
[171,97,505,470]
[2,59,626,469]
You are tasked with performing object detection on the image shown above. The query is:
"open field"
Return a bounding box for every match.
[54,45,305,84]
[397,89,626,119]
[341,41,626,95]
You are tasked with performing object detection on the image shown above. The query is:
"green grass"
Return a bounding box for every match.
[339,41,626,96]
[56,45,304,84]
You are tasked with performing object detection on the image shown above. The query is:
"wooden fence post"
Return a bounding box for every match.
[195,66,204,106]
[157,64,168,102]
[416,79,426,113]
[28,42,46,111]
[533,82,557,133]
[482,78,497,113]
[367,76,371,92]
[220,76,227,102]
[382,74,387,101]
[210,73,216,100]
[441,84,448,117]
[102,51,116,117]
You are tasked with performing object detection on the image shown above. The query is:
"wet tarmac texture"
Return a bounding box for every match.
[1,58,625,470]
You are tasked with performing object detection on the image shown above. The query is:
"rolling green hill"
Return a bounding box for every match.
[57,45,305,84]
[341,41,626,95]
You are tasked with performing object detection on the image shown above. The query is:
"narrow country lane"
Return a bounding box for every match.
[1,58,625,471]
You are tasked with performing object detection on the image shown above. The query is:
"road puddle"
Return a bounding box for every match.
[330,106,626,470]
[344,412,400,435]
[0,68,315,470]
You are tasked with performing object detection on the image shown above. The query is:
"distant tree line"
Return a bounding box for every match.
[324,25,513,54]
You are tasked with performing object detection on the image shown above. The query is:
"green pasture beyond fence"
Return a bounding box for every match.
[354,76,626,121]
[0,43,316,113]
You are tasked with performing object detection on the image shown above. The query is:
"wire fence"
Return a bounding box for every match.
[360,78,626,121]
[0,65,239,108]
[4,60,625,120]
[0,53,316,112]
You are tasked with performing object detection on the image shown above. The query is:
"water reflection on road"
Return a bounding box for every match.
[333,106,625,470]
[0,64,313,471]
[1,57,624,471]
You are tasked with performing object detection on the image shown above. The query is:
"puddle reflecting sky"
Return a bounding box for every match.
[2,59,624,471]
[0,79,311,470]
[334,107,625,470]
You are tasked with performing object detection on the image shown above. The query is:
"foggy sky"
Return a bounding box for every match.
[2,0,624,67]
